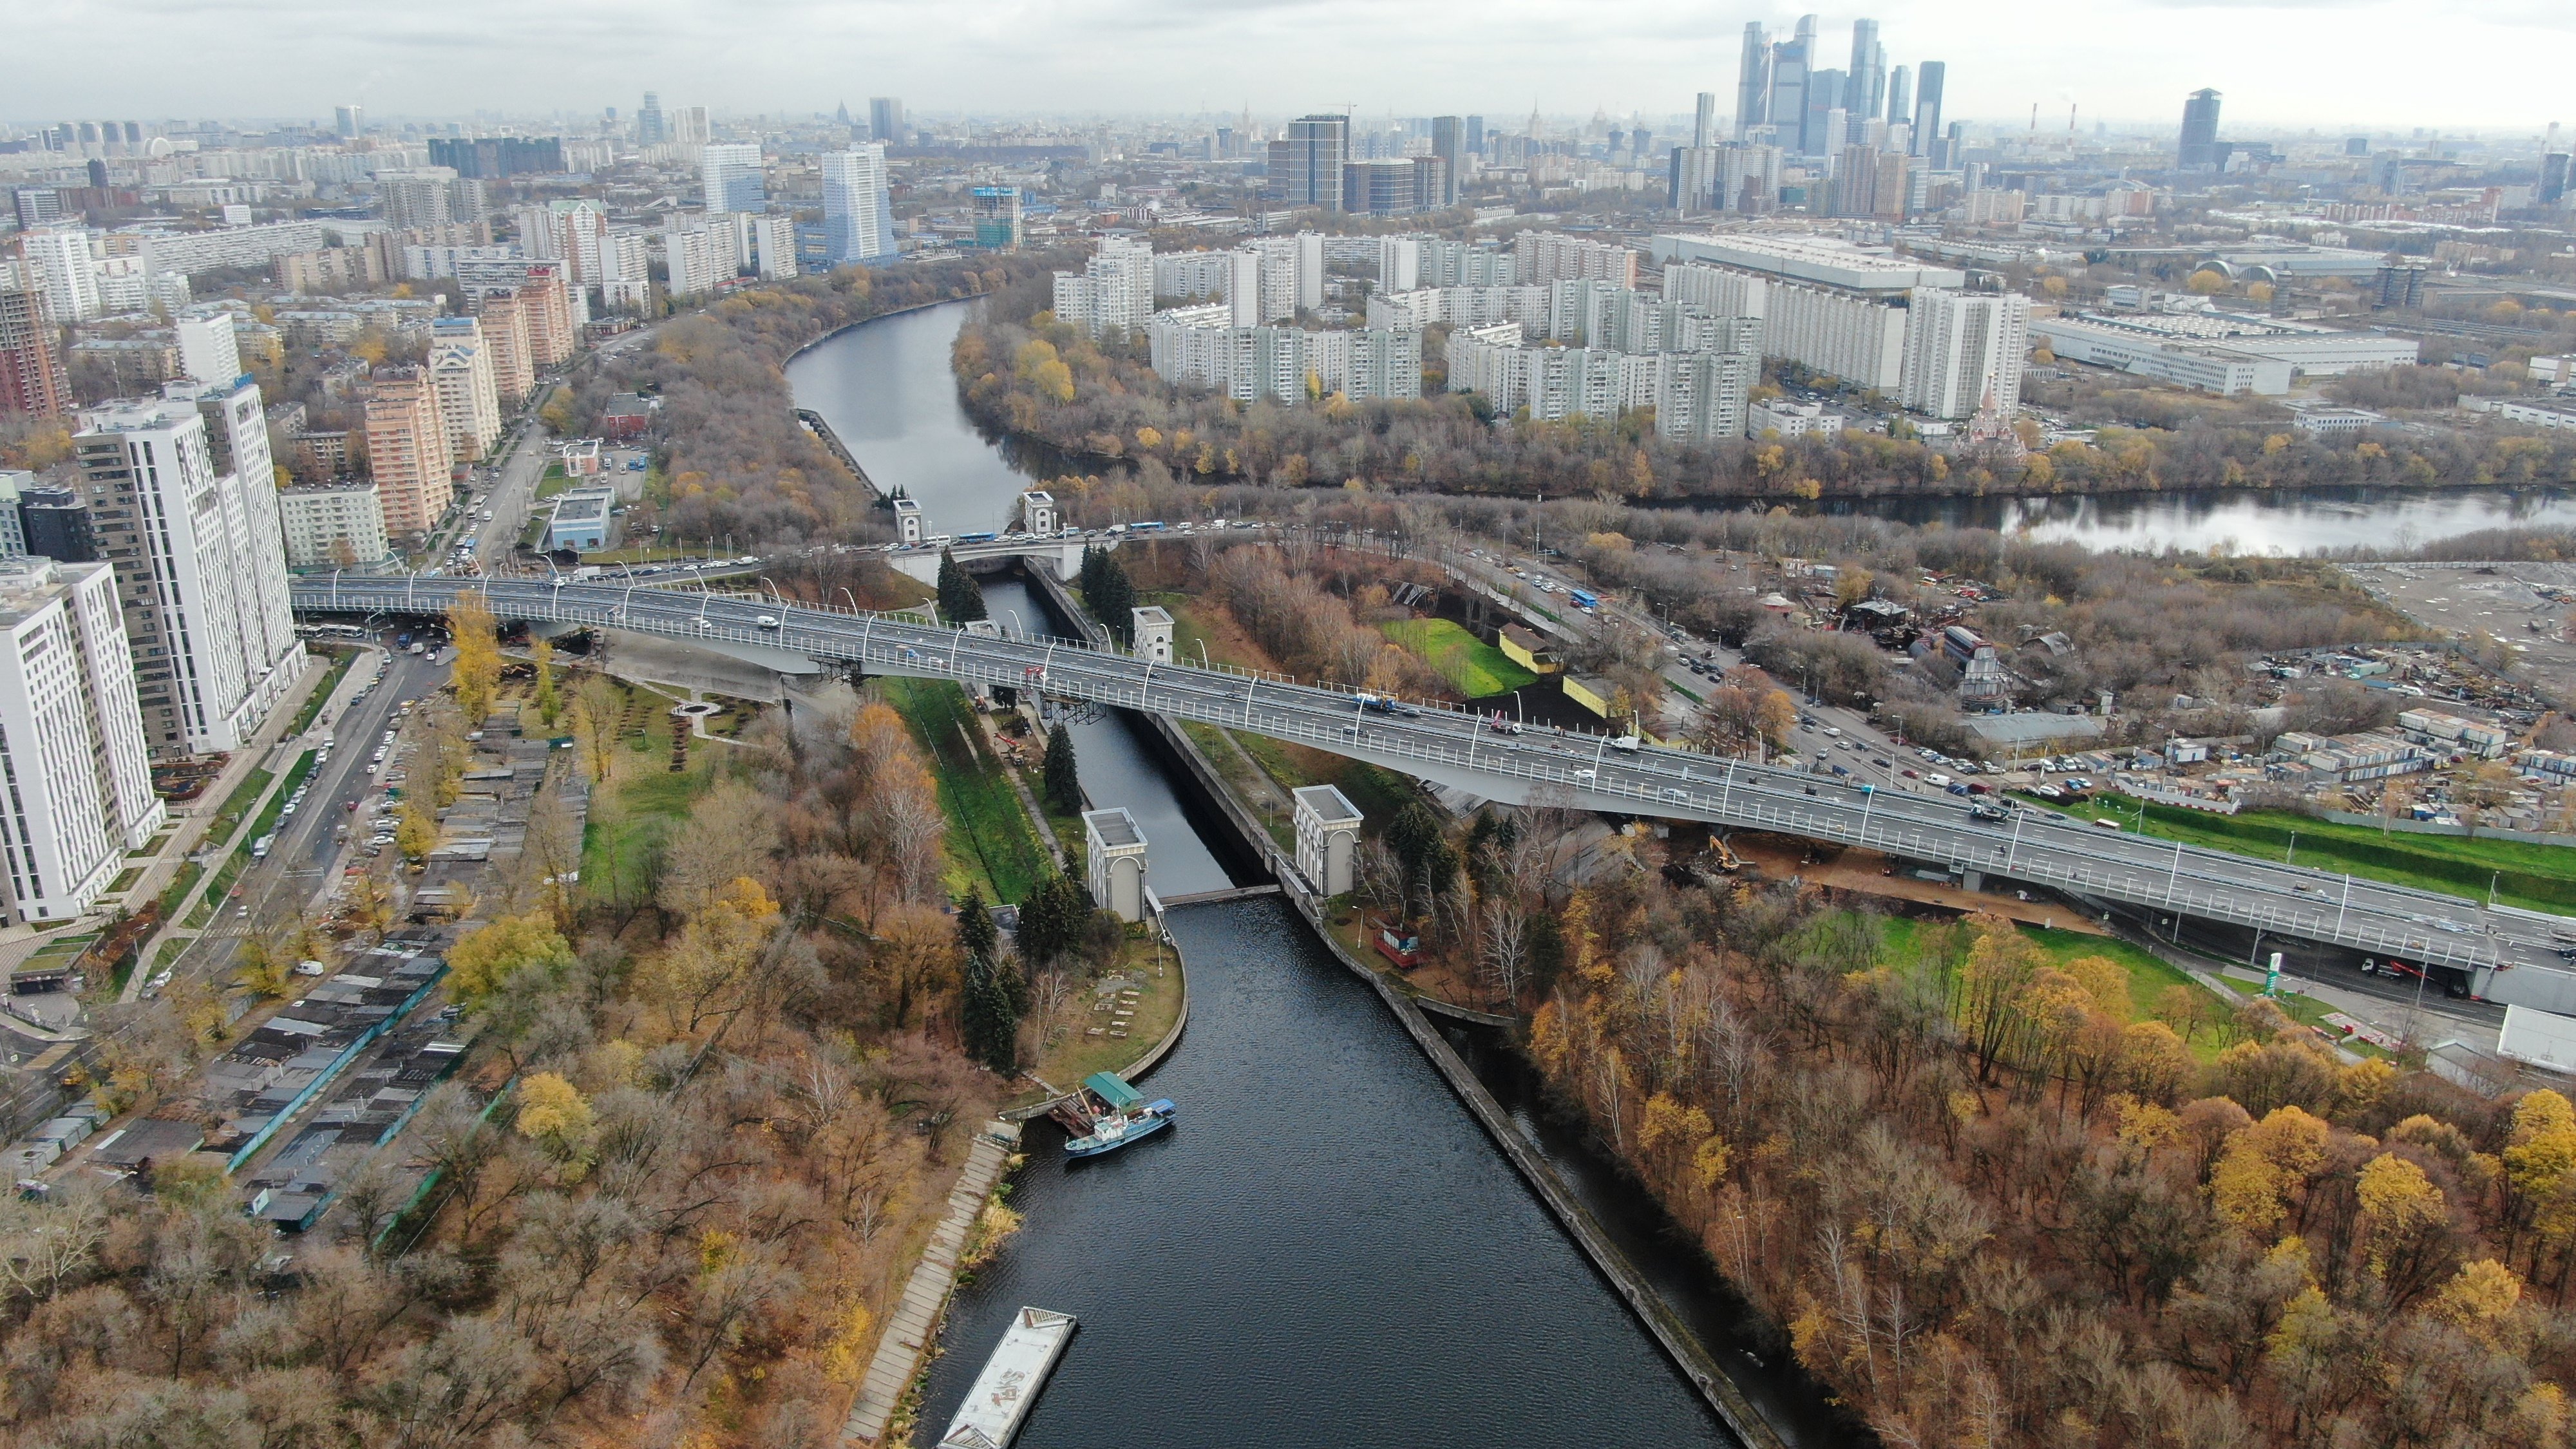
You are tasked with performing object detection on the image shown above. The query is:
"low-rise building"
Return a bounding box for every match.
[1084,808,1150,922]
[544,486,617,553]
[1749,398,1849,437]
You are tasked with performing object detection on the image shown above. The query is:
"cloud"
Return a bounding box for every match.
[5,0,2559,131]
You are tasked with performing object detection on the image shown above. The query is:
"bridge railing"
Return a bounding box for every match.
[296,573,2514,973]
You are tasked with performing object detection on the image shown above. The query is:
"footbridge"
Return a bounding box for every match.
[292,573,2576,1010]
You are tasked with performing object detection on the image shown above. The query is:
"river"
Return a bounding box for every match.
[791,301,1846,1448]
[1840,484,2576,555]
[786,302,2576,557]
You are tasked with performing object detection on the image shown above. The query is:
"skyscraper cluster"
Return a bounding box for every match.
[1735,15,1945,164]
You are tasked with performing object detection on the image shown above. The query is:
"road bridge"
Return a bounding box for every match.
[291,572,2576,1011]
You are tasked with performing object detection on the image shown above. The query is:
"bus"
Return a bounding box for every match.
[1569,589,1599,611]
[295,623,368,641]
[956,531,999,544]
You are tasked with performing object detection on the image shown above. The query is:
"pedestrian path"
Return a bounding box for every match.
[840,1120,1022,1446]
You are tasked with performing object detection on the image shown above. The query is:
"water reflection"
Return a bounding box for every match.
[1830,486,2576,555]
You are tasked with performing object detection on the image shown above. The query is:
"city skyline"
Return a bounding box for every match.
[5,0,2564,133]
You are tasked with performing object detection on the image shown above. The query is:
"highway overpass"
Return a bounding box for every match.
[292,572,2576,1012]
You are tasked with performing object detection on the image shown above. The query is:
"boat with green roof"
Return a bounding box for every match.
[1058,1070,1174,1159]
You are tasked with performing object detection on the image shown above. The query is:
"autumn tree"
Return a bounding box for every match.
[570,673,623,783]
[447,589,504,724]
[447,913,576,1008]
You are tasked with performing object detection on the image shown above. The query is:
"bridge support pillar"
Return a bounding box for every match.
[1961,869,1984,893]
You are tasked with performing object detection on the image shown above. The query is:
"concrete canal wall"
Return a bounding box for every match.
[839,1119,1023,1447]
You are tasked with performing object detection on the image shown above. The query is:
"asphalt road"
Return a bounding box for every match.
[166,646,444,992]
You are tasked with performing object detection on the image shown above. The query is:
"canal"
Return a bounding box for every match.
[792,300,1839,1447]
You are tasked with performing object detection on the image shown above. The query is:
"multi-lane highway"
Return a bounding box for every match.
[292,571,2576,1010]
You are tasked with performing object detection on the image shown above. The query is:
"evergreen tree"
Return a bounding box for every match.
[1386,801,1459,902]
[1017,870,1093,967]
[936,548,988,624]
[957,886,998,962]
[959,951,1021,1073]
[1043,724,1081,814]
[1078,547,1135,644]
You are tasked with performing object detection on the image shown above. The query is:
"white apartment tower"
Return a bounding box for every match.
[15,227,99,324]
[699,143,766,214]
[175,311,243,386]
[74,391,301,760]
[1899,289,2031,420]
[0,557,164,922]
[820,146,893,267]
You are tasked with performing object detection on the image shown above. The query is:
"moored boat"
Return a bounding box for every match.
[937,1305,1077,1449]
[1059,1070,1175,1159]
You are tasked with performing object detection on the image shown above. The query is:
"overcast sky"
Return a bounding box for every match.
[15,0,2556,138]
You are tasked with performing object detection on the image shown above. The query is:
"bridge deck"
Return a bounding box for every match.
[291,572,2576,1010]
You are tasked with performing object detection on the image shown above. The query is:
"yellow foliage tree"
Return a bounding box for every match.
[2356,1152,2447,1276]
[515,1071,596,1162]
[395,800,439,864]
[447,912,576,1007]
[446,589,503,724]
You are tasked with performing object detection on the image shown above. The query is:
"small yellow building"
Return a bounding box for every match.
[1499,623,1561,675]
[1562,672,1616,719]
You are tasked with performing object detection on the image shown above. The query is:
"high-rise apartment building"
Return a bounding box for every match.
[1430,117,1466,207]
[515,263,577,367]
[1832,146,1910,219]
[671,107,711,146]
[335,104,363,140]
[638,91,666,146]
[76,390,301,759]
[0,556,162,922]
[1899,289,2029,419]
[18,488,94,562]
[1277,115,1350,211]
[1909,62,1944,157]
[820,146,893,267]
[475,290,536,408]
[869,98,905,147]
[2179,89,2224,168]
[1052,238,1155,339]
[1341,158,1446,216]
[661,220,736,300]
[361,366,454,539]
[1515,232,1637,287]
[277,482,390,569]
[375,169,459,231]
[0,289,69,419]
[427,316,502,460]
[175,312,242,386]
[15,228,99,325]
[700,143,765,214]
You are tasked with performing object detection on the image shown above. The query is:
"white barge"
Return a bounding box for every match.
[936,1306,1078,1449]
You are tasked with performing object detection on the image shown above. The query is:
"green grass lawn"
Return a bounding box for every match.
[1010,934,1182,1110]
[1879,914,2231,1061]
[2029,791,2576,916]
[1379,618,1539,699]
[882,678,1052,905]
[186,851,249,929]
[578,747,715,910]
[152,860,202,922]
[288,649,359,735]
[203,767,276,844]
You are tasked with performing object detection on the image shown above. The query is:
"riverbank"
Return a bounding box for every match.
[838,1119,1025,1448]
